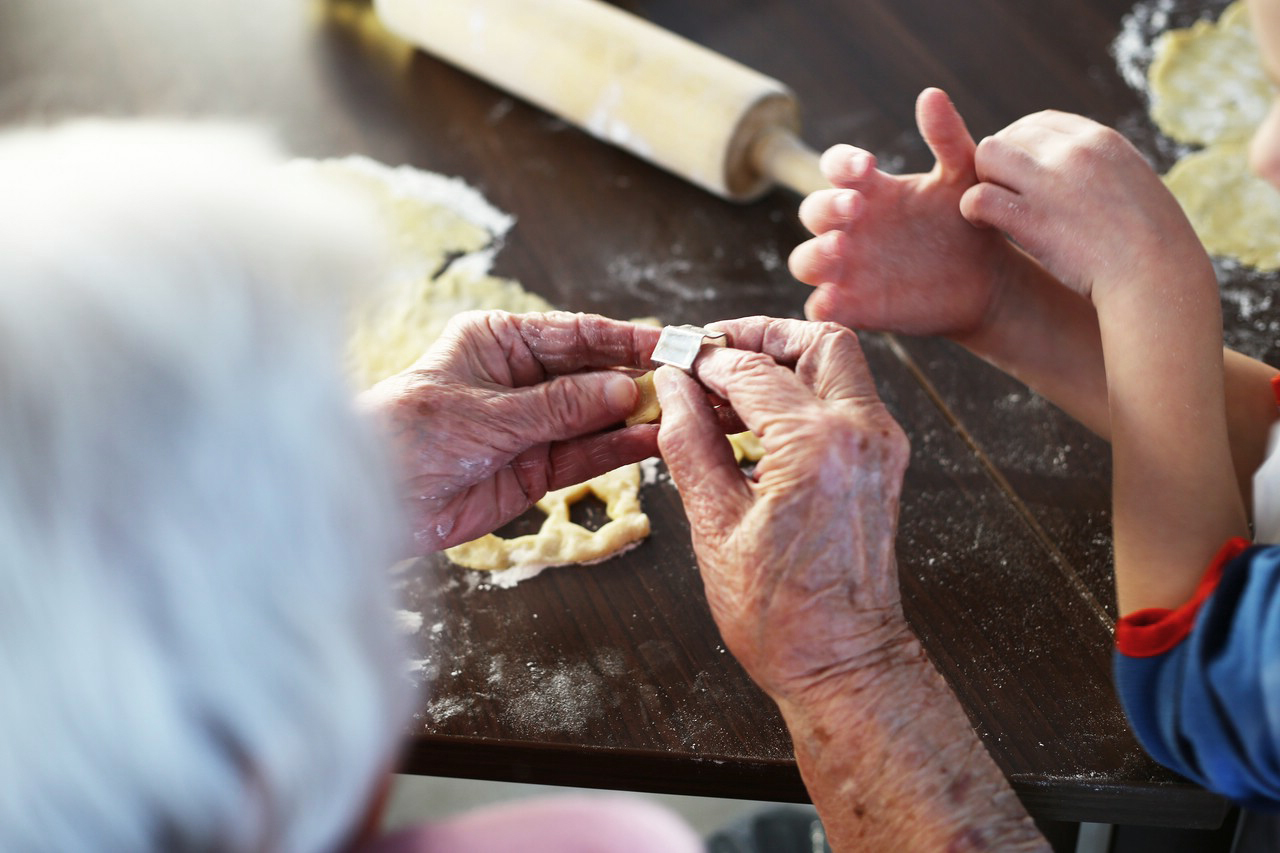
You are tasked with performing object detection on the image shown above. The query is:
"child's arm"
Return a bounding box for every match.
[789,89,1278,519]
[959,110,1248,613]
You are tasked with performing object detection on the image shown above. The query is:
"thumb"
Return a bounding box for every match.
[655,366,752,527]
[502,371,638,445]
[917,87,977,185]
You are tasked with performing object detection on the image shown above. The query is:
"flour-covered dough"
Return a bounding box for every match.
[1149,1,1280,270]
[1165,141,1280,269]
[1150,2,1271,146]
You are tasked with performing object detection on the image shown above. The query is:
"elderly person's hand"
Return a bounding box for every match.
[655,317,911,702]
[359,310,660,554]
[655,317,1047,852]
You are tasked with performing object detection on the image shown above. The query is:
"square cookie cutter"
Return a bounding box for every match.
[650,324,727,371]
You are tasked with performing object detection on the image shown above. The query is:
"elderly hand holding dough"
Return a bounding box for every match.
[359,309,662,555]
[655,317,1048,852]
[357,304,1047,850]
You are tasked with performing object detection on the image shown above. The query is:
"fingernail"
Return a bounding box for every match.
[834,190,856,218]
[603,373,637,411]
[818,231,846,281]
[847,150,868,176]
[652,365,678,396]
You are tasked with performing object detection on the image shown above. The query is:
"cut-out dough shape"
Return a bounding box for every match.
[1148,1,1280,270]
[444,464,651,571]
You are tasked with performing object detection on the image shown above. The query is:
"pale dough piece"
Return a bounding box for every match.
[625,371,661,426]
[309,156,654,575]
[621,370,764,461]
[730,430,764,463]
[1165,141,1280,270]
[1149,2,1271,147]
[445,464,651,571]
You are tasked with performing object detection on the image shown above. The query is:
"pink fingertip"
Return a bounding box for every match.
[804,286,836,322]
[602,372,637,412]
[846,149,876,181]
[652,365,682,398]
[834,189,857,220]
[819,144,856,177]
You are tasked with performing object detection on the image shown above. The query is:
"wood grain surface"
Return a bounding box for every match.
[5,0,1264,829]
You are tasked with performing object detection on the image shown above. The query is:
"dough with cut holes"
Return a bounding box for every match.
[445,464,650,571]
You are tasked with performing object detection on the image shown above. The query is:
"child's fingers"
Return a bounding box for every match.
[787,230,847,289]
[916,88,977,185]
[818,144,881,188]
[1004,109,1094,137]
[959,182,1026,235]
[971,134,1043,191]
[798,188,863,236]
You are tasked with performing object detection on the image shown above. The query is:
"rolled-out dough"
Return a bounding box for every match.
[1165,141,1280,269]
[1149,2,1271,147]
[1149,1,1280,270]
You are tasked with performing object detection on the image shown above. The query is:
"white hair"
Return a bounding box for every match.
[0,121,412,851]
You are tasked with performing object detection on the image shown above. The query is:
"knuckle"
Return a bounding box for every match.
[731,350,779,376]
[540,379,590,424]
[813,319,858,342]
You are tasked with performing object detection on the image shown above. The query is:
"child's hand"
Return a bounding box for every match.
[960,111,1211,306]
[788,88,1013,340]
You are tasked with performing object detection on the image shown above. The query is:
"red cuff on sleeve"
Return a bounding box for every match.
[1270,373,1280,407]
[1115,537,1251,658]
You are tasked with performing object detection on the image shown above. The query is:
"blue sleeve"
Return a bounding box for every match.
[1114,543,1280,808]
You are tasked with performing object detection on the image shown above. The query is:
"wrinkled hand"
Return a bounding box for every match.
[789,88,1013,339]
[359,310,661,554]
[655,317,912,703]
[961,110,1211,304]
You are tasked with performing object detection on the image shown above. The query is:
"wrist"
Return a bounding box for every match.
[1089,245,1217,314]
[775,628,1049,852]
[770,621,923,718]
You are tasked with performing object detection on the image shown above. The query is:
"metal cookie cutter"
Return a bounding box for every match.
[650,324,727,371]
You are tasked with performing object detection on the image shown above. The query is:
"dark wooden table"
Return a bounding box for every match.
[7,0,1270,831]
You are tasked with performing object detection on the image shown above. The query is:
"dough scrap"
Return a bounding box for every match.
[621,370,764,462]
[1148,1,1280,270]
[625,371,661,426]
[307,156,654,575]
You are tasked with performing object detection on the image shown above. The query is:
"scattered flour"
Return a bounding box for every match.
[392,609,424,635]
[640,456,665,486]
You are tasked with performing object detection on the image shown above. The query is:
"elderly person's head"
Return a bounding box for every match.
[0,122,411,851]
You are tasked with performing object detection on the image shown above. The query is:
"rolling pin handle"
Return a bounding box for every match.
[751,126,829,197]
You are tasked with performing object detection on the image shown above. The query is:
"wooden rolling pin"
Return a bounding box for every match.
[374,0,828,201]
